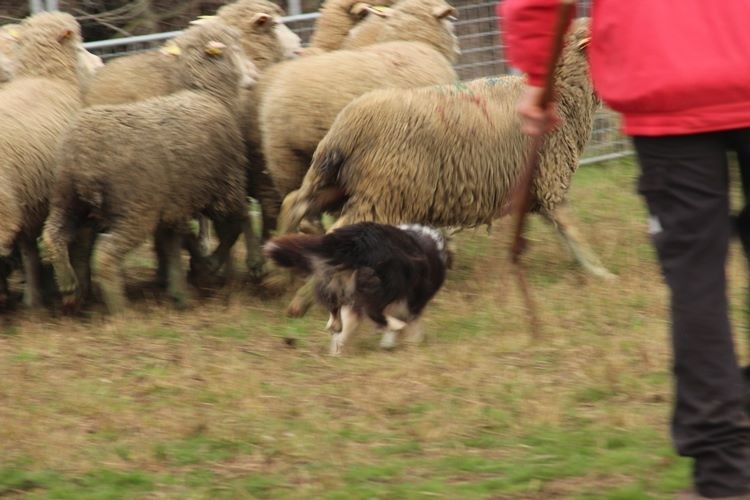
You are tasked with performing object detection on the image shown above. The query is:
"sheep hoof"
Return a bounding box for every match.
[286,297,310,317]
[61,293,79,313]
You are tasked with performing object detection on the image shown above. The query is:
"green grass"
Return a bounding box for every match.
[1,158,746,498]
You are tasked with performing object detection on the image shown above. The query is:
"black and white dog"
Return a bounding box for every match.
[264,222,452,355]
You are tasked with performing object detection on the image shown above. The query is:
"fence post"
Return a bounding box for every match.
[287,0,302,16]
[45,0,59,10]
[29,0,44,13]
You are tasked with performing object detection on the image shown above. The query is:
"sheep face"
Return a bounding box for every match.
[167,23,257,98]
[76,45,103,79]
[377,0,461,63]
[215,0,301,68]
[274,20,303,59]
[13,12,88,84]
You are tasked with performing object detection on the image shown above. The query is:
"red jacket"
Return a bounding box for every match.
[498,0,750,136]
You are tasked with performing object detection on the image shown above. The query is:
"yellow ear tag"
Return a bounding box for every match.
[5,27,20,40]
[204,41,226,56]
[160,42,182,56]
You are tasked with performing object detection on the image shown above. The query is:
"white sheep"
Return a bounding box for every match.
[0,12,102,308]
[42,22,257,314]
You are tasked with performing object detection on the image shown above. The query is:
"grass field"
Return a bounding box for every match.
[1,158,749,499]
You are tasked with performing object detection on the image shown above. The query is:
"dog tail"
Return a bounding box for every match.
[263,233,325,274]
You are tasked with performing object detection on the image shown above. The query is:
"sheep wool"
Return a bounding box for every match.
[83,0,297,107]
[259,0,460,204]
[0,12,93,307]
[43,22,253,314]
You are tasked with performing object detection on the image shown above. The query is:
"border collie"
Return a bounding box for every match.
[264,222,452,355]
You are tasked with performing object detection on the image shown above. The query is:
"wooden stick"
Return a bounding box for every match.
[509,0,576,339]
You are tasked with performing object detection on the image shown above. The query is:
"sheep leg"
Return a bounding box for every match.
[543,203,616,280]
[243,215,264,279]
[330,305,360,356]
[69,225,96,303]
[286,278,315,317]
[95,228,146,315]
[154,229,168,289]
[17,234,43,308]
[42,215,79,308]
[0,255,12,307]
[197,216,211,256]
[249,165,281,241]
[208,216,244,275]
[157,226,189,309]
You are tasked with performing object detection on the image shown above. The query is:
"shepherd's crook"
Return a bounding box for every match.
[509,0,576,339]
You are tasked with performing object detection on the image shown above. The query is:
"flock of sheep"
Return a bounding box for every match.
[0,0,612,325]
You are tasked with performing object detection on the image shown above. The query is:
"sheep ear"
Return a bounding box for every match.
[160,41,182,57]
[189,15,216,26]
[432,5,458,20]
[204,40,226,57]
[349,2,372,16]
[576,36,591,51]
[250,12,272,27]
[365,5,394,18]
[57,29,73,43]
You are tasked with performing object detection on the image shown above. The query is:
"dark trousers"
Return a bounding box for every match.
[634,129,750,497]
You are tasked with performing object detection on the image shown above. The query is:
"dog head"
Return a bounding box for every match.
[396,223,454,269]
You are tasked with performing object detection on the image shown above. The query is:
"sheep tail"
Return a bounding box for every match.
[263,233,325,275]
[277,147,348,234]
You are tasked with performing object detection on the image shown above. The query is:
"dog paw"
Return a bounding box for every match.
[330,334,344,356]
[379,331,397,351]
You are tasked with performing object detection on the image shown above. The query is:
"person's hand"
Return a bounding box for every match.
[516,85,560,137]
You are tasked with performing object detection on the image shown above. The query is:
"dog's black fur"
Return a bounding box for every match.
[264,222,451,328]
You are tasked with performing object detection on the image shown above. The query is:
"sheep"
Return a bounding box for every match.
[303,0,395,54]
[278,18,614,316]
[0,12,102,308]
[259,0,461,210]
[82,0,300,107]
[42,21,256,314]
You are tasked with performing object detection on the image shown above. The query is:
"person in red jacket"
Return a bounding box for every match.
[499,0,750,498]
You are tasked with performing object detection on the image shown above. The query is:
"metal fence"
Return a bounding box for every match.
[82,1,632,165]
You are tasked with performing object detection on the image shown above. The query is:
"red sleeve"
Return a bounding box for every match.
[497,0,575,86]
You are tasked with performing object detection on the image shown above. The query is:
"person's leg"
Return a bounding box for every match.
[633,132,750,498]
[726,128,750,416]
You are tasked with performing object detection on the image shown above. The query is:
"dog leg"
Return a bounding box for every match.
[403,318,425,345]
[326,308,342,333]
[379,330,398,350]
[330,305,359,356]
[380,315,408,350]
